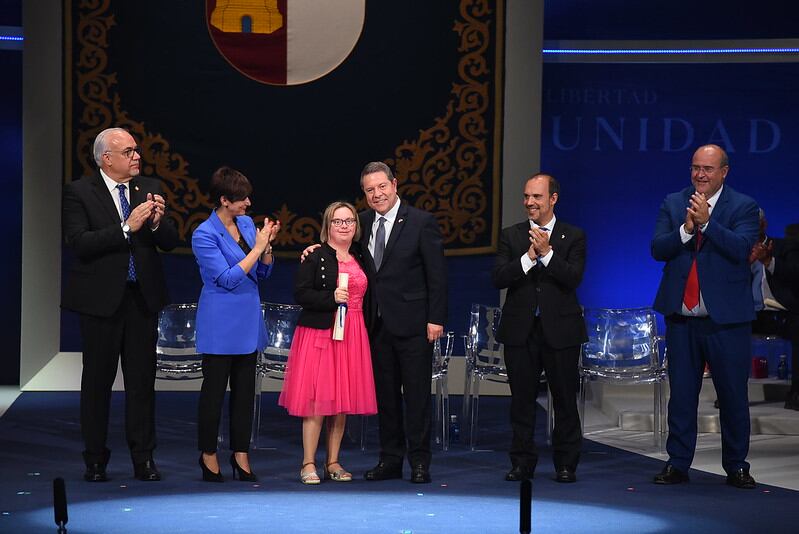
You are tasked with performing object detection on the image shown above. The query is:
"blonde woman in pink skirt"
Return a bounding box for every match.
[279,201,377,484]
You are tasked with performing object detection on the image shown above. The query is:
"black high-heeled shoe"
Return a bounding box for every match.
[199,453,224,482]
[230,453,258,482]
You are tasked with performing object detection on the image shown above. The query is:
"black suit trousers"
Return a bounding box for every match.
[504,317,582,470]
[371,319,433,468]
[79,284,158,465]
[197,352,257,453]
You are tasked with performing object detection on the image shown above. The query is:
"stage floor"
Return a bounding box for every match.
[0,390,797,533]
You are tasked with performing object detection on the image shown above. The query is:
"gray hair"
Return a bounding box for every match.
[92,127,129,166]
[360,161,395,187]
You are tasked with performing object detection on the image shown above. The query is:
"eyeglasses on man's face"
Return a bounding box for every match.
[105,146,142,159]
[330,218,357,227]
[690,164,725,175]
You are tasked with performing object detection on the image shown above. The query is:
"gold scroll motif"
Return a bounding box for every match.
[68,0,501,252]
[210,0,283,34]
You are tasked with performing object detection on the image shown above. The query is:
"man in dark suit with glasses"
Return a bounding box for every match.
[62,127,178,482]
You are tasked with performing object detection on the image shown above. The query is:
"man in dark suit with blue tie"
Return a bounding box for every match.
[651,144,759,489]
[62,128,178,482]
[493,173,587,483]
[358,161,448,484]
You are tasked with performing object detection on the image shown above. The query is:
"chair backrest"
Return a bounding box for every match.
[261,302,302,375]
[581,307,661,379]
[156,303,202,379]
[432,331,455,379]
[465,303,505,372]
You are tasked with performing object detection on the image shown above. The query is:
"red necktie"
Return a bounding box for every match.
[682,229,702,310]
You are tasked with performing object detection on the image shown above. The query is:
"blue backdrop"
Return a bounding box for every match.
[541,62,798,310]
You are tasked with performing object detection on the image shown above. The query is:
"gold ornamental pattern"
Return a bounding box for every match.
[68,0,213,246]
[66,0,502,253]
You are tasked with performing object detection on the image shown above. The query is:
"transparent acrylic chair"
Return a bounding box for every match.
[253,302,302,449]
[579,307,667,449]
[156,303,202,380]
[359,331,455,451]
[462,304,504,450]
[463,304,554,450]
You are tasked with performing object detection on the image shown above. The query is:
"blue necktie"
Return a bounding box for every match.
[117,184,137,281]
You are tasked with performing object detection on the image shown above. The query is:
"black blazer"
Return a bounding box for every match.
[294,242,372,330]
[62,172,179,317]
[769,237,799,312]
[358,202,448,338]
[492,219,587,349]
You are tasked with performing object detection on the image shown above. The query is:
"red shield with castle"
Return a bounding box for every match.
[206,0,365,85]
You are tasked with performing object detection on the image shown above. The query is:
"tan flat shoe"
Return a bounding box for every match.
[300,462,320,485]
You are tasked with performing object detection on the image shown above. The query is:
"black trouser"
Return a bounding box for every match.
[79,283,158,465]
[503,317,582,470]
[370,320,433,469]
[752,310,799,391]
[197,352,257,453]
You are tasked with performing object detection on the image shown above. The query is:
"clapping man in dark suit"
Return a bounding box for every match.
[492,173,587,483]
[62,127,178,482]
[651,144,759,489]
[358,162,448,484]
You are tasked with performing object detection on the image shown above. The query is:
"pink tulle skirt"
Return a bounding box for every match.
[278,309,377,417]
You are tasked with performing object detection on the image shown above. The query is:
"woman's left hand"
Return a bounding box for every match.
[265,218,281,243]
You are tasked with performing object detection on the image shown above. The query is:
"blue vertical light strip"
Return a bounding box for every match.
[0,25,23,51]
[543,47,799,55]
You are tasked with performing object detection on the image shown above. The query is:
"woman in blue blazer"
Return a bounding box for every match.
[192,167,279,482]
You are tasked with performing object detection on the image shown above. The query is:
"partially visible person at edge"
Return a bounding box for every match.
[749,213,799,410]
[279,201,377,484]
[651,144,759,489]
[192,166,279,483]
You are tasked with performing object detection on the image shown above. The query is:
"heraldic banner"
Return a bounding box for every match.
[65,0,504,254]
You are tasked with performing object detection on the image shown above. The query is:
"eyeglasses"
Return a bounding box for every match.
[330,218,357,227]
[690,164,724,174]
[105,146,142,159]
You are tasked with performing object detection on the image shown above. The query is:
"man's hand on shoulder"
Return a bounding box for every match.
[300,243,321,263]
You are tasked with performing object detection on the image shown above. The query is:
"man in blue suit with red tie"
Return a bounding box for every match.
[651,144,759,489]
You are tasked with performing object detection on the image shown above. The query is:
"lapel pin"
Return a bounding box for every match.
[398,218,404,223]
[561,234,565,239]
[134,185,140,192]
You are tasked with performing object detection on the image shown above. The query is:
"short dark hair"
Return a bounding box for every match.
[527,173,560,197]
[209,166,253,207]
[360,161,395,187]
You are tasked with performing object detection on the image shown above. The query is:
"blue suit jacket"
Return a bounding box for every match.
[192,211,273,354]
[651,185,759,324]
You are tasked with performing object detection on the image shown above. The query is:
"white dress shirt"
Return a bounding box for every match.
[368,197,401,257]
[679,186,722,316]
[521,215,556,274]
